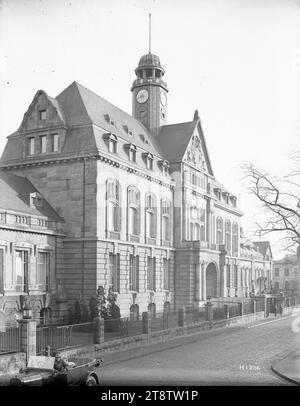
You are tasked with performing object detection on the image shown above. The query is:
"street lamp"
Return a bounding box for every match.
[22,305,32,320]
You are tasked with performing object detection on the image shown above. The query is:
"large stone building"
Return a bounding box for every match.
[272,254,300,292]
[0,52,273,323]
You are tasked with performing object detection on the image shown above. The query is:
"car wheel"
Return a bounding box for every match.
[85,376,98,386]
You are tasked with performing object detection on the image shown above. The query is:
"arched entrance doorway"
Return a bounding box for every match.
[206,263,218,298]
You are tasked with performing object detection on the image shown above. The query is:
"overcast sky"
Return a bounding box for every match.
[0,0,300,259]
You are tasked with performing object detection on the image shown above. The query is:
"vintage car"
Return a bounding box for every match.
[10,355,102,386]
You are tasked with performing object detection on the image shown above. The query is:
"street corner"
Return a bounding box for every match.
[271,349,300,385]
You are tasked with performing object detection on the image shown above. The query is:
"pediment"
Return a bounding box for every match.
[18,90,65,133]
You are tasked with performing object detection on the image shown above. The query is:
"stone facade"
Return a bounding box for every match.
[0,52,273,321]
[272,254,300,291]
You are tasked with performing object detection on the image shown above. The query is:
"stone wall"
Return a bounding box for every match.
[0,352,26,376]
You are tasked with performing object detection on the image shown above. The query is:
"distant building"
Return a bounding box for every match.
[0,51,274,323]
[272,254,300,292]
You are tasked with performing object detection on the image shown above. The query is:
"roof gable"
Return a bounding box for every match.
[18,90,66,133]
[157,111,214,175]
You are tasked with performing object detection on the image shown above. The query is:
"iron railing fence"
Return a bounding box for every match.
[0,325,20,353]
[36,322,94,355]
[255,298,265,313]
[103,317,144,341]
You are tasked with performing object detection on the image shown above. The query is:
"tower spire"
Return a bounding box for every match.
[149,13,152,54]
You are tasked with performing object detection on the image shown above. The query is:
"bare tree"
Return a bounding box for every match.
[242,164,300,253]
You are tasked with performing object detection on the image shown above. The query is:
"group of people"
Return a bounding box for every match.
[44,346,76,371]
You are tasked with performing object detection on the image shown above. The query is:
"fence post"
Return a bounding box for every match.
[94,316,104,344]
[17,318,37,364]
[142,311,151,334]
[265,298,269,318]
[178,307,186,327]
[238,302,243,317]
[251,299,256,314]
[205,301,213,322]
[224,304,229,319]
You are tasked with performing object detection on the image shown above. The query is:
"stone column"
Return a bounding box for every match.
[94,316,104,344]
[17,319,36,363]
[178,307,186,327]
[142,311,151,334]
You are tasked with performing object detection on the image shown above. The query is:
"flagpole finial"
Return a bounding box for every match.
[149,13,152,54]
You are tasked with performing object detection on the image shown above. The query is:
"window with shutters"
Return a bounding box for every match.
[145,193,157,239]
[147,256,156,291]
[129,255,139,291]
[127,186,140,236]
[14,250,29,292]
[108,253,120,292]
[36,251,50,291]
[107,179,121,232]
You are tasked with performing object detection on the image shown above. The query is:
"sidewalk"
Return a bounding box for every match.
[271,348,300,385]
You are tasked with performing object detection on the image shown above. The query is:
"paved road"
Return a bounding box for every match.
[100,315,300,386]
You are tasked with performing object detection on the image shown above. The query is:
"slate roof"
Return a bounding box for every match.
[252,241,272,258]
[157,121,196,162]
[56,81,164,157]
[0,173,63,222]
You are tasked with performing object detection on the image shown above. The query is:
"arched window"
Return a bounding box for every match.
[107,179,121,232]
[232,223,239,257]
[225,220,231,255]
[146,194,157,239]
[216,217,223,245]
[127,186,140,236]
[161,199,171,241]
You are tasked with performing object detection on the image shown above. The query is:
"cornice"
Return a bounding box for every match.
[0,150,175,190]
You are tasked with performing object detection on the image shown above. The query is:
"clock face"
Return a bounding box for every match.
[160,91,167,106]
[136,89,149,104]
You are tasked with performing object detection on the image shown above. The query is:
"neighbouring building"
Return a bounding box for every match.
[0,51,273,323]
[272,254,300,292]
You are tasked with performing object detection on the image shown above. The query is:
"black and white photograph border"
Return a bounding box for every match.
[0,0,299,389]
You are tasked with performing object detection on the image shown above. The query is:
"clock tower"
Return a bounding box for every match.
[131,52,168,137]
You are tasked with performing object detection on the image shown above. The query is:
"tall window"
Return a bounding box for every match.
[225,220,231,255]
[163,258,169,290]
[107,179,121,232]
[147,257,156,291]
[232,223,239,257]
[15,250,28,292]
[37,252,50,290]
[0,248,4,293]
[146,194,157,238]
[108,253,120,292]
[161,199,171,241]
[189,206,204,241]
[129,255,139,291]
[51,134,59,152]
[40,135,47,154]
[234,265,238,288]
[146,154,153,170]
[284,268,289,277]
[226,264,231,288]
[28,137,35,155]
[128,187,140,235]
[275,268,279,277]
[216,217,223,245]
